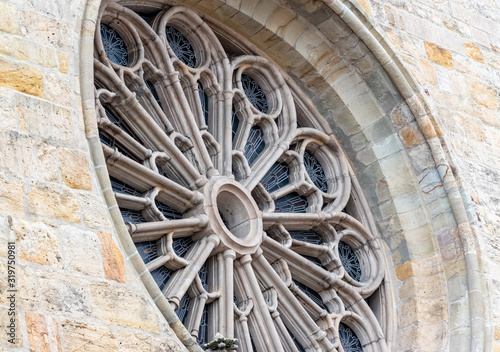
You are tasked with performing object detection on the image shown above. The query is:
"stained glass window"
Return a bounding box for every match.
[199,262,208,291]
[304,150,328,192]
[172,237,194,257]
[199,82,209,125]
[293,280,330,313]
[289,231,323,245]
[155,200,183,220]
[110,176,143,197]
[135,241,157,264]
[150,266,173,290]
[231,107,239,141]
[339,323,363,352]
[198,305,209,344]
[120,208,147,224]
[241,74,268,113]
[244,125,265,165]
[166,26,196,67]
[100,23,128,66]
[274,192,308,213]
[338,241,362,281]
[146,81,163,110]
[261,162,289,193]
[177,293,191,322]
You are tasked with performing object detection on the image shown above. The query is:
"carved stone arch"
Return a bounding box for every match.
[80,0,486,352]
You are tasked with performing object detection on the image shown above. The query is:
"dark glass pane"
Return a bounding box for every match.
[274,192,308,213]
[150,266,173,290]
[244,125,265,165]
[289,231,323,245]
[339,241,362,281]
[261,162,289,193]
[303,150,328,192]
[135,241,157,264]
[339,323,363,352]
[241,74,268,113]
[146,81,163,110]
[177,293,191,322]
[110,176,143,197]
[198,305,209,344]
[100,23,128,66]
[166,26,196,67]
[293,280,330,313]
[199,82,209,125]
[286,326,306,352]
[231,106,239,141]
[172,237,194,258]
[155,200,183,220]
[198,262,208,291]
[120,208,147,224]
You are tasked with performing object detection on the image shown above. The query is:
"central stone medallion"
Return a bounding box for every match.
[203,176,262,255]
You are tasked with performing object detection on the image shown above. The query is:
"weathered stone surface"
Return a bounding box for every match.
[0,57,44,97]
[424,41,453,69]
[0,306,22,347]
[13,38,57,68]
[79,194,111,228]
[0,2,19,34]
[0,171,25,217]
[90,280,160,333]
[25,312,50,352]
[58,51,68,73]
[62,226,103,277]
[470,80,500,110]
[27,181,80,223]
[97,231,125,283]
[61,320,118,352]
[44,71,72,107]
[19,10,61,47]
[48,317,63,352]
[39,271,92,318]
[14,217,63,266]
[0,261,39,310]
[0,33,12,56]
[59,147,92,190]
[37,141,60,182]
[117,330,184,352]
[463,41,484,63]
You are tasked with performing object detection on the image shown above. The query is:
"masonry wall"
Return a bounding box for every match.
[0,0,187,350]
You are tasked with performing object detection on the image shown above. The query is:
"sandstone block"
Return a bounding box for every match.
[79,193,111,228]
[59,147,92,191]
[19,10,60,47]
[0,57,44,98]
[0,171,25,217]
[90,280,160,333]
[399,125,420,147]
[0,306,22,347]
[25,312,50,352]
[424,41,452,69]
[398,298,447,327]
[58,51,68,73]
[27,181,80,223]
[399,275,446,302]
[463,41,484,63]
[470,80,499,110]
[0,34,12,56]
[14,217,63,266]
[13,38,57,68]
[38,140,60,182]
[0,2,19,34]
[61,320,118,352]
[44,71,72,107]
[0,261,39,310]
[39,270,92,318]
[62,225,103,277]
[48,317,63,352]
[97,231,125,283]
[117,330,184,352]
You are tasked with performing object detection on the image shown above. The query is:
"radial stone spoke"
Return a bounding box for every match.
[129,217,208,242]
[235,255,284,352]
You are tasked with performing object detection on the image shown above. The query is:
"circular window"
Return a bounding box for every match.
[100,23,129,66]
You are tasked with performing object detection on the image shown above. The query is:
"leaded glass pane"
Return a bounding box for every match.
[289,230,323,245]
[231,107,239,141]
[339,323,363,352]
[241,74,268,113]
[150,266,173,290]
[244,125,265,165]
[146,81,163,110]
[177,294,191,322]
[155,200,183,220]
[261,162,289,193]
[100,23,128,66]
[199,262,208,291]
[198,305,209,344]
[105,108,136,138]
[338,241,362,281]
[110,176,143,197]
[120,208,147,224]
[135,241,157,264]
[172,237,194,257]
[274,192,308,213]
[166,26,196,67]
[304,150,328,192]
[286,327,306,352]
[199,82,209,125]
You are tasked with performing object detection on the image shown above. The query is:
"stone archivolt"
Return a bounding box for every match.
[94,3,391,351]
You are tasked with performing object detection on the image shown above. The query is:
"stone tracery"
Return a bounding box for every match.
[94,3,388,351]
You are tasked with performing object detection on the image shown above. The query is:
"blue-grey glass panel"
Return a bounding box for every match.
[241,74,268,113]
[199,82,209,125]
[198,261,208,291]
[289,230,323,245]
[155,200,183,220]
[120,208,147,224]
[339,241,362,281]
[303,150,328,192]
[110,176,143,197]
[274,192,308,213]
[261,162,289,193]
[293,280,330,313]
[231,106,239,141]
[172,237,194,258]
[150,266,173,290]
[198,305,208,344]
[100,24,128,66]
[286,326,306,352]
[244,125,265,165]
[166,26,196,67]
[339,323,363,352]
[177,293,191,323]
[146,81,163,110]
[135,241,157,264]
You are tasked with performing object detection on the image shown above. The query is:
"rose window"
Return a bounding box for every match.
[95,4,388,352]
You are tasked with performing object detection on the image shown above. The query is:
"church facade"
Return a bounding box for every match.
[0,0,499,351]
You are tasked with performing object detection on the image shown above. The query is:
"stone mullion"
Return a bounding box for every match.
[235,255,284,352]
[223,250,236,338]
[163,235,220,309]
[252,250,333,352]
[128,216,208,242]
[234,299,253,352]
[184,294,208,342]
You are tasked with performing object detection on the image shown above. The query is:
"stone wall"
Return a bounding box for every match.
[0,0,187,350]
